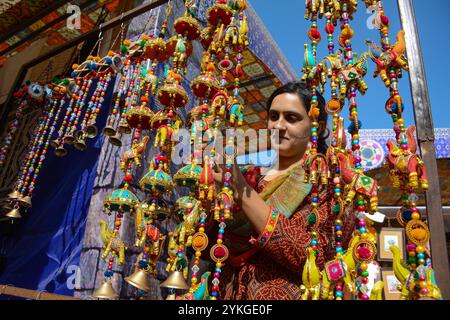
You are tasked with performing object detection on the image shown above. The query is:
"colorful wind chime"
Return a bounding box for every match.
[364,0,440,300]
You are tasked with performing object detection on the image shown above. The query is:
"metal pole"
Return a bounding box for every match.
[0,0,168,140]
[397,0,450,299]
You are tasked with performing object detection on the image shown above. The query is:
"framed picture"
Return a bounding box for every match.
[381,268,402,300]
[378,228,405,261]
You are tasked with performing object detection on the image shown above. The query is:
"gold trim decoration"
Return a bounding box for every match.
[210,244,229,263]
[405,220,430,246]
[352,239,377,263]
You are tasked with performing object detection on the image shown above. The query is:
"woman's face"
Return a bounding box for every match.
[268,93,311,159]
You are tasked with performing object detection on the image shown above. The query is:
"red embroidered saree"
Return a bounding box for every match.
[219,164,357,300]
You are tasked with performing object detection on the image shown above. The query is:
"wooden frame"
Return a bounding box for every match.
[381,268,402,300]
[378,228,406,261]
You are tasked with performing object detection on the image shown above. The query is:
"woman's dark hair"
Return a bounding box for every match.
[266,81,329,154]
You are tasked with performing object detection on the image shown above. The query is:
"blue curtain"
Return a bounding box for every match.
[0,77,115,297]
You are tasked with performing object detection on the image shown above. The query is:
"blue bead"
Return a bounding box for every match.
[212,291,218,297]
[336,225,342,231]
[225,183,230,187]
[336,291,343,297]
[311,240,318,246]
[219,229,224,234]
[334,188,341,193]
[417,253,425,259]
[312,128,317,132]
[215,268,221,273]
[312,197,318,202]
[336,247,343,253]
[360,227,366,233]
[177,253,183,258]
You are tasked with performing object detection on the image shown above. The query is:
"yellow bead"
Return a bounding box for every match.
[412,213,421,220]
[199,227,205,233]
[191,277,197,283]
[361,233,368,239]
[217,239,223,244]
[419,281,427,288]
[195,251,201,257]
[416,246,425,253]
[217,262,222,268]
[360,262,368,271]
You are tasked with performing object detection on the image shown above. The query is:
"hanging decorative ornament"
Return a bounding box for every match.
[363,1,440,299]
[5,86,66,218]
[301,0,329,259]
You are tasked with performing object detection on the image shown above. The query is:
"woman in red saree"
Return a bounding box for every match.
[211,81,356,300]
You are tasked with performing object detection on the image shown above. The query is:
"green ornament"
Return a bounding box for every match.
[308,213,317,225]
[140,40,146,48]
[333,204,341,214]
[120,45,128,54]
[408,256,416,265]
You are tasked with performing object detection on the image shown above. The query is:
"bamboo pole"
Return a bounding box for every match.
[397,0,450,299]
[0,284,77,300]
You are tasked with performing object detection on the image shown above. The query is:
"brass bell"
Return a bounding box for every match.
[160,271,189,290]
[118,122,131,134]
[18,195,32,208]
[74,131,87,151]
[124,269,151,292]
[92,280,117,300]
[8,190,22,200]
[55,146,68,157]
[6,208,22,219]
[63,132,76,145]
[50,139,60,149]
[108,133,122,147]
[102,125,116,137]
[86,125,98,139]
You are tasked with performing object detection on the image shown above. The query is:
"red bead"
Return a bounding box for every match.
[325,24,335,34]
[381,15,390,25]
[309,28,321,40]
[214,247,226,258]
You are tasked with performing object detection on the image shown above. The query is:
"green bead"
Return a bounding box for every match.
[140,40,146,48]
[333,204,341,214]
[361,271,369,277]
[120,45,128,54]
[408,257,416,264]
[308,214,317,224]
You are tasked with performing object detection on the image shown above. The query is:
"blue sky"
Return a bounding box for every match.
[249,0,450,129]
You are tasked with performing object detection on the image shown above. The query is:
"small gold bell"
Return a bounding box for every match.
[160,271,189,290]
[124,269,151,292]
[63,133,76,145]
[102,125,116,137]
[108,133,122,147]
[86,125,98,138]
[92,281,117,300]
[118,122,131,134]
[8,190,22,200]
[74,138,87,151]
[55,146,68,157]
[19,196,32,208]
[6,208,22,219]
[50,139,60,149]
